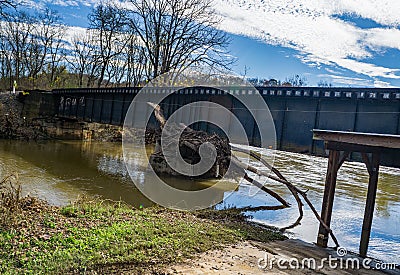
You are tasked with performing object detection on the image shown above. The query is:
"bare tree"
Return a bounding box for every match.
[105,54,125,86]
[127,0,232,80]
[69,33,91,87]
[68,30,102,88]
[24,22,43,88]
[19,9,66,89]
[84,29,102,88]
[0,31,12,90]
[3,11,33,82]
[124,34,146,86]
[88,2,129,87]
[38,9,67,87]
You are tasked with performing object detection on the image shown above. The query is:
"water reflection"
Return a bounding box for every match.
[0,140,151,207]
[0,140,398,263]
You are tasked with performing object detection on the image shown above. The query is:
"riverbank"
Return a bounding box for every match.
[0,180,285,274]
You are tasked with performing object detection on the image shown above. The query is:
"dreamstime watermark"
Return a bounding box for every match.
[122,71,277,210]
[257,246,398,271]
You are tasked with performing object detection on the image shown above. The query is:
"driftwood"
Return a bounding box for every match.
[147,102,339,247]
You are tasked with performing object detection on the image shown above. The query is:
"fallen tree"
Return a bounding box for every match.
[146,102,339,247]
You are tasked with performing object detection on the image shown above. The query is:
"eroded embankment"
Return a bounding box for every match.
[0,93,123,141]
[0,93,49,140]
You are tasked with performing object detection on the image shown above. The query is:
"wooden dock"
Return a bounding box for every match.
[313,129,400,258]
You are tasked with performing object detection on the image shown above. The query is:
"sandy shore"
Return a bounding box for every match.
[163,239,398,275]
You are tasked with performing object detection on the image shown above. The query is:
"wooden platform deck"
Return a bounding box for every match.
[313,130,400,258]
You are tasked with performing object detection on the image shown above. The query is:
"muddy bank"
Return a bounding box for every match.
[163,240,396,275]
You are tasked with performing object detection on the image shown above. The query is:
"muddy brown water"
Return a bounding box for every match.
[0,140,398,264]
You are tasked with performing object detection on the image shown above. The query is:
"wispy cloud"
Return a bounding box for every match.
[373,80,397,88]
[364,28,400,51]
[50,0,79,7]
[21,0,45,10]
[331,0,400,27]
[214,0,400,81]
[318,74,373,86]
[325,68,343,75]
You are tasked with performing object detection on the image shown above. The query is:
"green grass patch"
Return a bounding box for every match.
[0,197,285,274]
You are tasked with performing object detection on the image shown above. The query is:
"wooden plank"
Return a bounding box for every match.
[359,152,380,257]
[317,150,340,247]
[326,141,383,154]
[313,129,400,149]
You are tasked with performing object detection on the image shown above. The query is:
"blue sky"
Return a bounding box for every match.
[20,0,400,87]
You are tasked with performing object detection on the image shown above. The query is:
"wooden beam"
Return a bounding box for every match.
[317,150,340,247]
[359,152,380,257]
[338,151,350,169]
[314,129,400,149]
[361,153,373,175]
[326,141,382,154]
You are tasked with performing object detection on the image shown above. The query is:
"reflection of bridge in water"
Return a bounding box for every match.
[53,86,400,167]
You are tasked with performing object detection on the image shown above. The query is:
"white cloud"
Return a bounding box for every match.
[373,80,397,88]
[364,28,400,51]
[214,0,400,80]
[65,25,87,42]
[50,0,79,7]
[334,58,400,79]
[331,0,400,27]
[318,74,373,86]
[21,0,45,10]
[325,68,343,75]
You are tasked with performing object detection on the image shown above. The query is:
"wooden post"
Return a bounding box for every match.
[317,149,340,247]
[359,152,380,257]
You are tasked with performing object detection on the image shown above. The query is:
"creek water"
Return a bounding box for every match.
[0,140,398,264]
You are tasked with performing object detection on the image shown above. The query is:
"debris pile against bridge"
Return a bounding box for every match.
[146,102,231,179]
